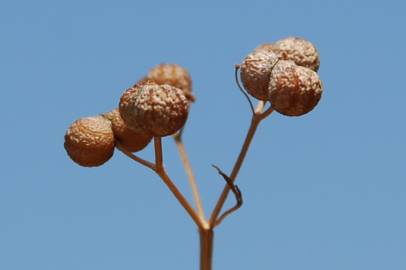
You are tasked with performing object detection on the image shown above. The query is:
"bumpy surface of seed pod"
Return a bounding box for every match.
[269,60,323,116]
[102,109,152,152]
[119,83,189,137]
[143,64,193,101]
[64,116,115,167]
[254,43,275,53]
[273,37,320,71]
[240,49,279,100]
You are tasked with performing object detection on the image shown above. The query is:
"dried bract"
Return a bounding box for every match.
[102,109,152,152]
[269,60,323,116]
[64,116,115,167]
[119,83,189,137]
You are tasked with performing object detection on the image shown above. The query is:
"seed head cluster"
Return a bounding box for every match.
[240,36,323,116]
[64,37,324,168]
[65,63,192,167]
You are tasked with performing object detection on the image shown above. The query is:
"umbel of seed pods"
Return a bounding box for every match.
[63,36,323,270]
[64,34,323,199]
[64,64,192,167]
[241,36,322,116]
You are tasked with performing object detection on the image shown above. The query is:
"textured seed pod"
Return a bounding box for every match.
[273,37,320,71]
[64,116,115,167]
[119,83,189,137]
[142,64,194,101]
[240,49,279,100]
[254,43,276,53]
[269,60,323,116]
[102,109,152,152]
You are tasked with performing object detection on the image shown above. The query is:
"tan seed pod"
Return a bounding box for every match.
[269,60,323,116]
[240,49,279,101]
[119,83,189,137]
[273,37,320,71]
[254,43,276,53]
[64,116,115,167]
[102,109,152,152]
[142,63,194,101]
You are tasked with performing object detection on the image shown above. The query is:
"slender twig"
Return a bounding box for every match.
[209,102,272,225]
[174,134,207,225]
[235,64,255,115]
[215,192,242,227]
[120,137,205,229]
[212,165,242,206]
[155,169,206,229]
[212,165,243,227]
[116,142,156,170]
[151,136,205,228]
[154,137,163,170]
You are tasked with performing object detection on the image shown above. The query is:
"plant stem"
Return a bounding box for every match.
[199,228,214,270]
[155,169,206,229]
[174,135,207,226]
[116,142,156,170]
[152,137,206,229]
[154,137,163,169]
[210,102,270,225]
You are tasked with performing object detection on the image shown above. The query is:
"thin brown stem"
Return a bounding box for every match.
[174,135,207,226]
[119,136,205,229]
[259,104,274,120]
[209,102,272,225]
[199,228,214,270]
[235,64,255,115]
[154,137,163,169]
[151,136,205,229]
[155,169,206,229]
[116,142,156,170]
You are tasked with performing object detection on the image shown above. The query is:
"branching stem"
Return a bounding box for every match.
[209,102,273,226]
[119,137,205,229]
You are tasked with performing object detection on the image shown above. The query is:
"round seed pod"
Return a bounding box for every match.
[119,83,189,137]
[64,116,115,167]
[254,43,275,53]
[102,109,152,152]
[143,64,194,101]
[269,60,323,116]
[273,37,320,71]
[240,49,279,101]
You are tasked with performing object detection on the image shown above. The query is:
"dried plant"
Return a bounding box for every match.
[64,36,323,270]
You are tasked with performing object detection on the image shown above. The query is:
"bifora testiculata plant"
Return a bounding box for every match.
[64,36,323,270]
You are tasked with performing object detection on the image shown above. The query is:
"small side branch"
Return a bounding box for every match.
[154,137,163,170]
[120,137,206,229]
[235,64,255,115]
[209,102,266,225]
[174,133,207,226]
[116,142,156,171]
[155,169,206,229]
[212,165,243,227]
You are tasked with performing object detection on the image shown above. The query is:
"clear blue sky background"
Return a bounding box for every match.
[1,0,405,269]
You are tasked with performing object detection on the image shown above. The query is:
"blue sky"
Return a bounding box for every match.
[1,0,405,269]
